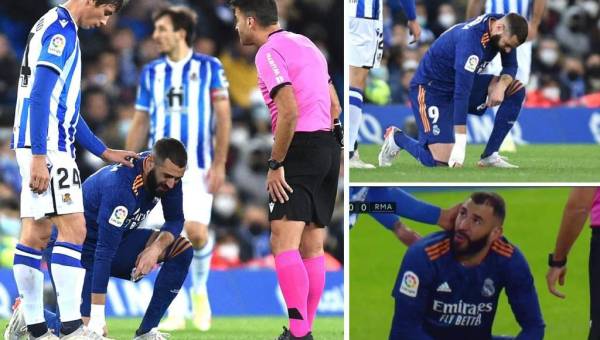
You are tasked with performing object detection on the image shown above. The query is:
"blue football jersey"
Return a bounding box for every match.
[81,152,184,294]
[390,231,544,339]
[410,14,518,124]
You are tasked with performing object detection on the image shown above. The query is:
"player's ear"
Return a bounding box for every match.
[490,225,503,241]
[147,155,155,169]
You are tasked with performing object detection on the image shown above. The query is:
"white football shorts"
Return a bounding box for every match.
[16,149,84,220]
[349,16,384,69]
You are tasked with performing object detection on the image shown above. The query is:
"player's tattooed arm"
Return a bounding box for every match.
[487,74,513,107]
[134,231,175,280]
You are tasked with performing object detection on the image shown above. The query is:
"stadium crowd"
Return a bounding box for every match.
[0,0,344,269]
[368,0,600,107]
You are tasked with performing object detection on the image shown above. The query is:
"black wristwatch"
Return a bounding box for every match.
[548,253,567,267]
[267,159,283,170]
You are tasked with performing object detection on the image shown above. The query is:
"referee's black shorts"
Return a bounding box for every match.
[269,131,341,227]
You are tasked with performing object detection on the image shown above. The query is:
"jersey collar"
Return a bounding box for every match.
[165,49,193,67]
[268,29,285,38]
[57,5,78,32]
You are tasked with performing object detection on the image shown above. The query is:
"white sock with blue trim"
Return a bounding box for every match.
[51,242,85,322]
[13,244,45,325]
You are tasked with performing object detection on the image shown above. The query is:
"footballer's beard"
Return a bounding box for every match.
[145,169,167,198]
[490,33,502,50]
[451,231,491,258]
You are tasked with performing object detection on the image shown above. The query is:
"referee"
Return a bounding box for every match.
[230,1,342,340]
[547,187,600,340]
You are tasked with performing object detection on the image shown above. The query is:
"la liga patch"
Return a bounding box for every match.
[464,55,479,73]
[399,270,420,298]
[47,34,66,56]
[108,206,128,227]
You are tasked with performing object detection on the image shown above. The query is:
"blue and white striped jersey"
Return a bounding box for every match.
[11,6,81,156]
[349,0,382,20]
[135,52,229,170]
[485,0,531,19]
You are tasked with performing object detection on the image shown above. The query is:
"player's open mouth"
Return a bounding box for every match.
[454,233,467,243]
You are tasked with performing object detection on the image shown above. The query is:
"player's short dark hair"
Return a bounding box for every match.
[470,192,506,223]
[153,6,198,47]
[504,13,528,45]
[93,0,129,12]
[153,138,187,168]
[229,0,279,27]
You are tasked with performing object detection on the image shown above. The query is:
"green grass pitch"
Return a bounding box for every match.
[1,317,343,340]
[350,144,600,182]
[350,188,590,339]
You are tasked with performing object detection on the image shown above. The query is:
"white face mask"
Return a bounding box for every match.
[217,243,240,261]
[438,13,456,28]
[542,87,560,101]
[214,195,237,217]
[539,49,558,66]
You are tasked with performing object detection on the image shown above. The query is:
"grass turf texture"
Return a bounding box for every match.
[350,188,590,340]
[350,144,600,182]
[1,317,343,340]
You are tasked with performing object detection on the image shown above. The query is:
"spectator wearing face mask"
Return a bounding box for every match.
[239,205,272,259]
[525,75,563,107]
[211,182,242,229]
[585,54,600,94]
[559,57,586,100]
[532,38,563,76]
[431,3,456,37]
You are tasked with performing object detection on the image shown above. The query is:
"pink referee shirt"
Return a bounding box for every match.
[255,30,331,134]
[591,188,600,227]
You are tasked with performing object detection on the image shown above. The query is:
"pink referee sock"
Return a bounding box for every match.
[303,255,325,331]
[275,250,310,337]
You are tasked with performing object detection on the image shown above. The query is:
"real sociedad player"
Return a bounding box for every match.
[10,0,137,339]
[231,0,343,339]
[126,6,232,331]
[350,187,459,245]
[348,0,421,169]
[390,192,544,339]
[378,13,529,168]
[5,138,193,340]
